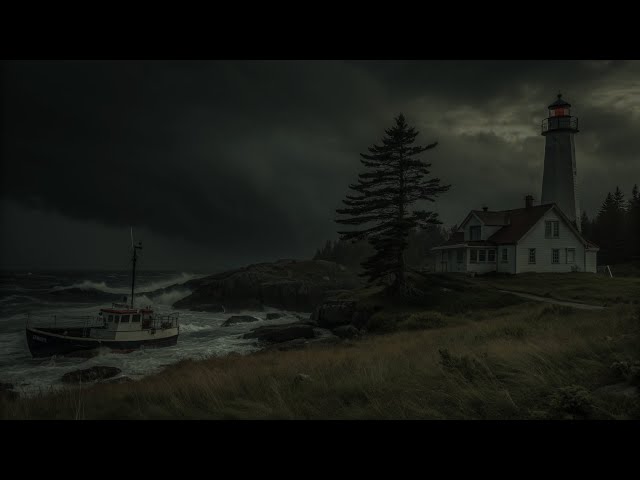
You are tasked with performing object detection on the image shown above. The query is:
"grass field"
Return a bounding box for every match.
[3,297,638,420]
[468,272,640,306]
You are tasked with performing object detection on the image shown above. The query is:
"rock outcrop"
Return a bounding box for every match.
[173,260,360,313]
[221,315,260,327]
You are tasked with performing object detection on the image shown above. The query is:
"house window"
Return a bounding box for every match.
[456,249,463,263]
[479,249,486,262]
[470,249,477,263]
[132,314,141,322]
[545,221,559,238]
[529,248,536,264]
[470,226,481,241]
[120,314,130,323]
[501,248,508,263]
[488,250,496,262]
[114,316,120,324]
[107,315,113,323]
[566,248,575,264]
[552,249,560,264]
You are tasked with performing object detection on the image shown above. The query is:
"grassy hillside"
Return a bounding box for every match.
[3,298,638,420]
[468,272,640,306]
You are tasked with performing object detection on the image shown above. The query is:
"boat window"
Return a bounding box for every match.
[132,314,141,322]
[121,314,130,323]
[108,315,113,323]
[114,316,120,324]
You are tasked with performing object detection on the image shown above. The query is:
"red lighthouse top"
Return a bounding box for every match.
[548,93,571,117]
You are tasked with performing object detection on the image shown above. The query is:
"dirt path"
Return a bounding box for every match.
[498,290,606,310]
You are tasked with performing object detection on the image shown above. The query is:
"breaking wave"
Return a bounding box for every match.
[50,272,207,296]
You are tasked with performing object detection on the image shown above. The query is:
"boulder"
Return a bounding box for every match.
[312,300,357,327]
[222,315,260,327]
[0,382,17,401]
[191,304,226,313]
[243,322,315,344]
[61,366,122,384]
[332,325,361,339]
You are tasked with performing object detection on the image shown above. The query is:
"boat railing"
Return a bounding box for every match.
[152,312,179,331]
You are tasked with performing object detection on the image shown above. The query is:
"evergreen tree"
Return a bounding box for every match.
[595,192,618,264]
[335,114,450,293]
[627,184,640,260]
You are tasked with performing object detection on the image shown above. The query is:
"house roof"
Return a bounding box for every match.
[433,203,594,249]
[487,204,553,244]
[470,210,509,226]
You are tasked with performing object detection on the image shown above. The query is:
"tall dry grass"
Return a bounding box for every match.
[2,301,638,420]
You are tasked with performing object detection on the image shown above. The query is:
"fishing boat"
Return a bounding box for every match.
[25,234,180,358]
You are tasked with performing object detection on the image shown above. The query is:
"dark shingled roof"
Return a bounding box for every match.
[487,204,554,244]
[471,210,509,226]
[548,93,571,109]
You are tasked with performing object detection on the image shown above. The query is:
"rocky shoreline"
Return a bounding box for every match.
[172,259,361,312]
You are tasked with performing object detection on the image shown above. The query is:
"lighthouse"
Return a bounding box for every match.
[540,93,581,231]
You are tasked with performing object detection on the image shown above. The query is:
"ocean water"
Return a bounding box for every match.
[0,270,300,397]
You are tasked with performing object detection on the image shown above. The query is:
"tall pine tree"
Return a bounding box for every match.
[335,114,450,293]
[627,184,640,260]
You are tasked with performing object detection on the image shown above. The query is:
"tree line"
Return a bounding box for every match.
[581,185,640,265]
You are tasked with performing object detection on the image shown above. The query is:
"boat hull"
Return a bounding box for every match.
[26,327,178,358]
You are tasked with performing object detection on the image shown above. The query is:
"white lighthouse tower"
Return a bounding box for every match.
[540,93,581,231]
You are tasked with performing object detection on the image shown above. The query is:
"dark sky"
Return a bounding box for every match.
[1,60,639,272]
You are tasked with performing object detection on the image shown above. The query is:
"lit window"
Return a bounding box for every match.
[566,248,575,264]
[529,249,536,264]
[501,249,508,263]
[479,250,486,262]
[552,249,560,264]
[488,250,496,262]
[470,250,477,263]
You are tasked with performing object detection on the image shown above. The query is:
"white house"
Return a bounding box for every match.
[431,196,599,274]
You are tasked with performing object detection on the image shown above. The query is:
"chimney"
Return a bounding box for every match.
[525,195,534,209]
[482,206,488,212]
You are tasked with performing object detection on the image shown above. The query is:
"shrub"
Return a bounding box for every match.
[550,385,595,419]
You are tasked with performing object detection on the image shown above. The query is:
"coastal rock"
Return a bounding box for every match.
[190,304,226,313]
[243,322,315,344]
[312,300,357,327]
[222,315,260,327]
[0,382,17,401]
[266,312,284,320]
[172,260,360,312]
[61,366,122,384]
[332,325,361,339]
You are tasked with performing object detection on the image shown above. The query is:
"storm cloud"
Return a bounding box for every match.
[1,60,639,270]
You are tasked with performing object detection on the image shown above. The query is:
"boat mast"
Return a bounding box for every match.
[130,228,143,309]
